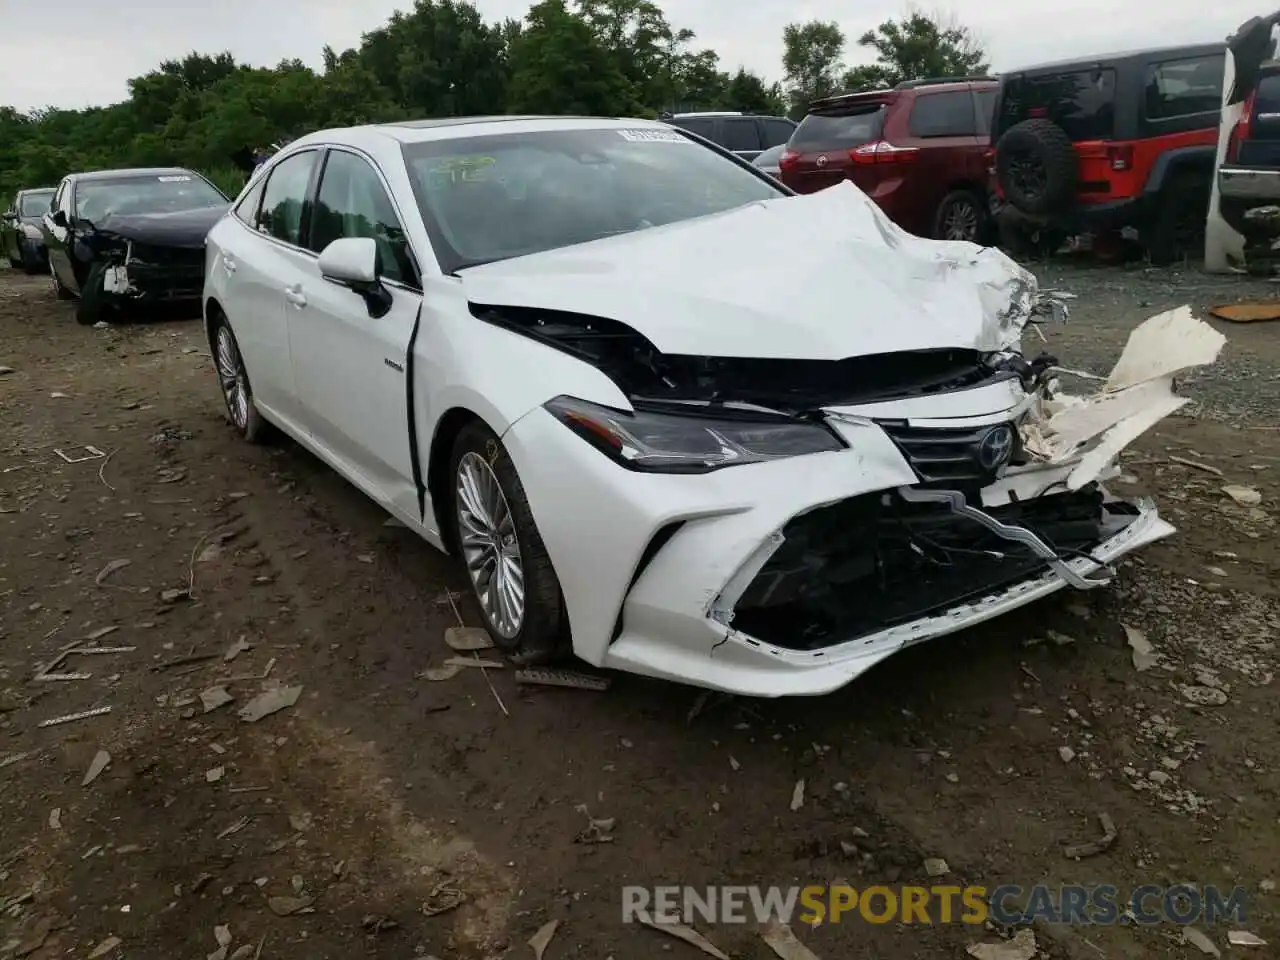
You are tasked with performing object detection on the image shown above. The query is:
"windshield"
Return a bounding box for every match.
[74,173,227,222]
[19,192,53,217]
[996,69,1117,140]
[401,126,783,273]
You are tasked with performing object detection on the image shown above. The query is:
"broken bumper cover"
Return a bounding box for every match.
[102,250,205,302]
[502,405,1175,698]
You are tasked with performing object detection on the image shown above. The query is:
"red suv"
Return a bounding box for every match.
[778,77,998,242]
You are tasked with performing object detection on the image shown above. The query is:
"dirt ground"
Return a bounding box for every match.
[0,260,1278,960]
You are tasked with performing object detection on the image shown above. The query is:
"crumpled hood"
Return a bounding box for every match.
[457,182,1042,360]
[93,204,230,249]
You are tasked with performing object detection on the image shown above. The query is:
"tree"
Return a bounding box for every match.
[842,9,988,91]
[781,21,846,117]
[507,0,641,115]
[723,68,785,116]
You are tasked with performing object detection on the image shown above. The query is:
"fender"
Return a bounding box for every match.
[1142,145,1217,198]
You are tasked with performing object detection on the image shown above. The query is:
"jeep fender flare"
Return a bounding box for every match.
[1141,145,1216,199]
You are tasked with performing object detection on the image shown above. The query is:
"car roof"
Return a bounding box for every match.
[18,187,55,196]
[71,167,198,183]
[289,115,679,150]
[1005,41,1227,76]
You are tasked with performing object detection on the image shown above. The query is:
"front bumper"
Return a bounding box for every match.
[102,253,205,302]
[502,403,1175,698]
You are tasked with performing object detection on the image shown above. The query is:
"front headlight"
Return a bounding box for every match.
[544,396,844,474]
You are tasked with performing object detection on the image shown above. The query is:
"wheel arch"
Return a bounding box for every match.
[426,406,490,557]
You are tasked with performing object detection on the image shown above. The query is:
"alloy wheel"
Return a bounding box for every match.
[943,199,979,241]
[215,326,250,431]
[455,451,525,639]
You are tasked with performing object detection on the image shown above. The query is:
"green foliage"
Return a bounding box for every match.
[0,0,984,200]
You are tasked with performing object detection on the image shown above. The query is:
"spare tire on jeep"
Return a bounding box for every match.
[995,119,1078,217]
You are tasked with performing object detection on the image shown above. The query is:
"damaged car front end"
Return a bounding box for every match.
[470,183,1223,697]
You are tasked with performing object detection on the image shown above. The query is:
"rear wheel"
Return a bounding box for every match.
[934,190,988,243]
[449,420,568,664]
[1144,172,1210,266]
[7,254,20,270]
[212,317,268,443]
[996,119,1078,216]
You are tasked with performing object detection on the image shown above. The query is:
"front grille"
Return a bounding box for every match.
[731,486,1108,651]
[880,421,1021,487]
[127,243,204,269]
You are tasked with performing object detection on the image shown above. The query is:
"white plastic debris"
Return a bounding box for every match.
[200,686,234,713]
[237,685,302,722]
[1182,926,1221,957]
[966,929,1038,960]
[1228,931,1267,947]
[1123,624,1158,671]
[761,919,822,959]
[82,750,111,786]
[444,626,494,651]
[1222,484,1263,506]
[790,779,806,811]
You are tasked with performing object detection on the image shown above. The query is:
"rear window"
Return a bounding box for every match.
[1145,54,1224,119]
[791,106,885,150]
[997,68,1117,141]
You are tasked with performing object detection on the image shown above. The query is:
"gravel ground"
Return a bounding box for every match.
[0,260,1278,960]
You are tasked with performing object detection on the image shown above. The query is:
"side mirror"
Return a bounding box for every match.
[51,209,67,228]
[318,237,392,318]
[2,210,15,220]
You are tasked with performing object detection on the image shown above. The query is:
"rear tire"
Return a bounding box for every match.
[448,420,568,665]
[212,316,268,443]
[7,255,20,270]
[1144,172,1210,266]
[933,189,989,243]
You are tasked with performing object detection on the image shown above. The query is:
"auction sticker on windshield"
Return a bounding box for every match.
[157,175,192,182]
[617,129,688,143]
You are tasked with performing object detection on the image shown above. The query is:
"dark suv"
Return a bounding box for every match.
[991,44,1224,263]
[778,77,998,242]
[664,112,797,163]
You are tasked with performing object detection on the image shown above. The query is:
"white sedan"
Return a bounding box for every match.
[202,115,1208,697]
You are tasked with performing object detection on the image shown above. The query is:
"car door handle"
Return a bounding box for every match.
[284,285,307,308]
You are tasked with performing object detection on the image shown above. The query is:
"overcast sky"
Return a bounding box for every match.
[0,0,1267,113]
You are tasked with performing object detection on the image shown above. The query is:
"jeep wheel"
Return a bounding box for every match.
[995,119,1078,217]
[934,190,988,243]
[1144,172,1210,266]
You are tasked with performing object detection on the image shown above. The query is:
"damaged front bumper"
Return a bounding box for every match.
[99,242,205,302]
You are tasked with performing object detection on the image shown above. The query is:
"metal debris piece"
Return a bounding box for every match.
[790,779,805,812]
[420,879,466,917]
[206,766,225,783]
[1222,484,1263,506]
[1123,624,1158,671]
[35,672,92,682]
[924,857,950,877]
[238,685,302,723]
[417,665,462,682]
[513,667,611,691]
[88,936,122,958]
[1169,455,1223,476]
[266,895,313,917]
[1183,926,1221,957]
[1181,685,1229,706]
[70,646,135,655]
[1228,931,1267,947]
[1062,812,1117,859]
[761,919,821,959]
[48,808,61,829]
[200,687,234,714]
[224,637,251,662]
[638,918,730,960]
[82,750,111,786]
[965,928,1038,960]
[216,817,251,840]
[444,626,493,651]
[39,705,111,727]
[529,919,559,960]
[53,445,105,463]
[441,656,504,669]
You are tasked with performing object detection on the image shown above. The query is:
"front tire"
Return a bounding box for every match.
[449,421,568,664]
[212,317,267,443]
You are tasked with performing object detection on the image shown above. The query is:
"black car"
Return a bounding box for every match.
[663,111,797,162]
[2,187,56,274]
[41,167,231,325]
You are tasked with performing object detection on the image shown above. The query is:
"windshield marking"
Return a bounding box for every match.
[617,128,688,143]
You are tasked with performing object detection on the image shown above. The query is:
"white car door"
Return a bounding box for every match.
[213,150,324,426]
[286,147,423,521]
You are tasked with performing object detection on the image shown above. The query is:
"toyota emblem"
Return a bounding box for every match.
[977,425,1015,471]
[815,154,828,167]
